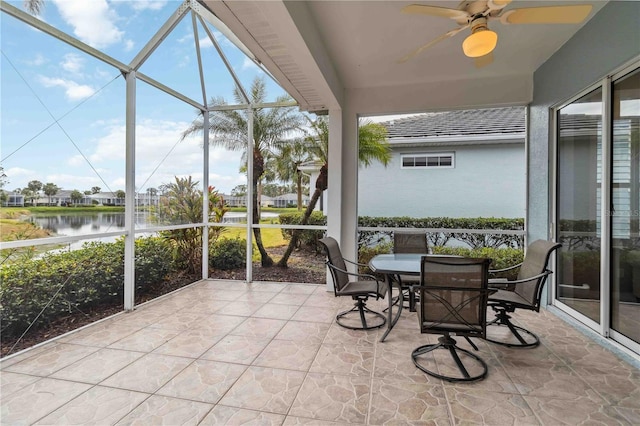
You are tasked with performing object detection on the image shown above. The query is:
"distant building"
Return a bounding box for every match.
[271,193,310,208]
[358,107,526,218]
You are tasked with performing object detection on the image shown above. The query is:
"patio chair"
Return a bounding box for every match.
[412,256,492,382]
[486,239,562,348]
[393,230,428,311]
[319,237,387,330]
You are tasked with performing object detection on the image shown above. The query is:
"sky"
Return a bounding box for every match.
[0,0,291,196]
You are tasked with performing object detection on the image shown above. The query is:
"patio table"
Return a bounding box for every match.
[369,253,424,342]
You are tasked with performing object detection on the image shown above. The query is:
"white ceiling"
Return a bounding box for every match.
[202,0,607,114]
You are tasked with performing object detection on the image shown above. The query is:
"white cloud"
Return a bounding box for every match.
[61,53,84,74]
[52,0,123,48]
[39,76,96,101]
[198,36,213,49]
[124,39,135,52]
[26,53,46,66]
[68,154,85,167]
[130,0,168,11]
[45,173,102,190]
[241,57,258,71]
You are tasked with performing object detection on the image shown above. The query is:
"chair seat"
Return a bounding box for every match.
[396,274,420,285]
[489,288,533,309]
[337,280,387,298]
[421,321,483,334]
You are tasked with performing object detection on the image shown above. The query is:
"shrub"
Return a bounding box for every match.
[210,237,246,270]
[0,236,174,338]
[279,211,326,251]
[358,242,393,275]
[431,246,524,280]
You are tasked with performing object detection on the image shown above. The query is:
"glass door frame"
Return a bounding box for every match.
[551,56,640,357]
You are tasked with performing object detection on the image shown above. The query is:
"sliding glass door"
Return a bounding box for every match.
[555,63,640,353]
[610,68,640,346]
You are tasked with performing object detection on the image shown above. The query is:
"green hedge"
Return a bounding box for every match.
[210,237,246,270]
[279,211,326,250]
[431,246,524,280]
[357,216,524,249]
[0,237,174,338]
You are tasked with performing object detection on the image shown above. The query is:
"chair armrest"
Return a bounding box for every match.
[492,270,552,286]
[325,262,380,283]
[489,263,523,274]
[343,258,369,268]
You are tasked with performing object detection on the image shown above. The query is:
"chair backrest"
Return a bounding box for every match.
[419,256,492,338]
[394,230,428,254]
[318,237,349,294]
[515,240,562,307]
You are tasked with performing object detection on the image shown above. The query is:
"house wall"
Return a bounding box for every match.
[358,143,525,218]
[529,1,640,243]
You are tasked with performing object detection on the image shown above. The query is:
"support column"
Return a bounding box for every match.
[341,104,359,268]
[246,107,254,283]
[202,110,209,280]
[124,71,136,311]
[326,108,343,291]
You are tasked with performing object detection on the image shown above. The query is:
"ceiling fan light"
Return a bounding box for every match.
[462,29,498,58]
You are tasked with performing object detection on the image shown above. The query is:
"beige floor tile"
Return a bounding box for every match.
[291,306,337,323]
[324,324,379,347]
[310,343,374,377]
[156,359,246,403]
[34,386,149,425]
[245,282,288,293]
[230,317,287,339]
[253,339,320,371]
[280,284,319,295]
[289,372,370,424]
[0,343,54,370]
[152,328,226,358]
[200,334,272,364]
[0,378,91,425]
[253,303,301,320]
[446,387,539,425]
[107,327,180,352]
[269,293,311,306]
[199,405,285,425]
[276,321,331,344]
[206,289,248,301]
[63,323,142,348]
[115,395,212,425]
[4,343,99,376]
[100,353,193,393]
[0,372,40,398]
[525,394,634,425]
[569,363,640,408]
[146,311,208,331]
[235,291,279,303]
[373,345,440,385]
[217,301,263,316]
[190,313,246,333]
[283,416,350,425]
[180,299,231,314]
[106,309,166,328]
[50,348,144,384]
[218,366,306,414]
[368,379,449,425]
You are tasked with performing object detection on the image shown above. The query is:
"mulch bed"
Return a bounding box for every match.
[1,247,326,358]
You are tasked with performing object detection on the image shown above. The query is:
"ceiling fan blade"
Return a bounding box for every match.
[474,52,494,69]
[501,5,593,24]
[398,27,467,64]
[402,4,470,21]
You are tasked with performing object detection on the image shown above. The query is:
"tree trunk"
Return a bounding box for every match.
[277,164,327,267]
[296,171,302,211]
[252,150,274,267]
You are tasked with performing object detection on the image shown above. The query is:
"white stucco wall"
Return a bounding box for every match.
[357,143,525,218]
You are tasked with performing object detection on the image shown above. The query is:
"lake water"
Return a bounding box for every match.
[27,211,280,239]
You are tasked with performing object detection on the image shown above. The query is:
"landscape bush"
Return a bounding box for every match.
[279,211,326,251]
[0,237,174,338]
[431,246,524,279]
[357,216,524,249]
[210,237,246,270]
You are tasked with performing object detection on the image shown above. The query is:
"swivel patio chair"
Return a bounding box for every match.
[486,239,562,348]
[319,237,387,330]
[412,256,492,382]
[393,230,429,311]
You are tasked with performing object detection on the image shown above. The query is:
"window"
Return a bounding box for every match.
[401,153,454,169]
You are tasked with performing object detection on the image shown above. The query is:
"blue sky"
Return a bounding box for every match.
[1,0,289,195]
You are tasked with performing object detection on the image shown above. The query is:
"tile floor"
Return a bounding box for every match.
[1,280,639,425]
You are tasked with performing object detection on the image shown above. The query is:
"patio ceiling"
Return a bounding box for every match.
[201,0,607,115]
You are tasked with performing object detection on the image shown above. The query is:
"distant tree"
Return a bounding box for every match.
[91,186,101,194]
[23,0,44,15]
[27,180,42,195]
[70,190,83,206]
[146,187,158,196]
[115,190,125,199]
[230,185,246,197]
[0,167,8,205]
[42,182,60,206]
[83,190,92,195]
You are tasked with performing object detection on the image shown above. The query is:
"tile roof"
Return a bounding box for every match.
[380,106,526,139]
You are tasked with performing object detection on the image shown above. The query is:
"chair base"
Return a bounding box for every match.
[412,335,488,382]
[336,297,386,330]
[486,308,540,348]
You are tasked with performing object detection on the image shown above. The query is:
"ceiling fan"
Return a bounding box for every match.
[399,0,593,65]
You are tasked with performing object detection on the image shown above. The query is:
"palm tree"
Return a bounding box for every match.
[270,140,313,211]
[182,77,304,266]
[276,117,392,267]
[23,0,43,15]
